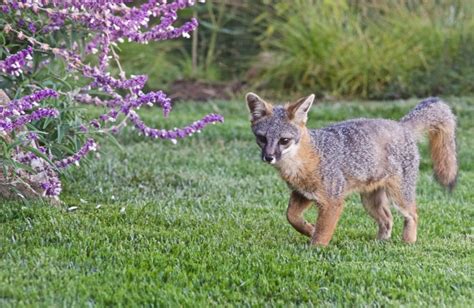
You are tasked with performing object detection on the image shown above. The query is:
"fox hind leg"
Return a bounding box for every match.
[394,200,418,243]
[386,179,418,243]
[361,188,393,240]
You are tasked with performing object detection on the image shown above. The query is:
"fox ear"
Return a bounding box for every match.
[287,94,315,125]
[246,92,272,122]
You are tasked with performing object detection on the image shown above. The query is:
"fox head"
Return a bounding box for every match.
[246,92,315,165]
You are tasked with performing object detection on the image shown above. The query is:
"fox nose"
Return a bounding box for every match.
[263,155,275,163]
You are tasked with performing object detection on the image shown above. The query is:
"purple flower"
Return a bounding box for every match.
[41,176,62,197]
[28,22,37,33]
[90,119,100,128]
[0,89,58,119]
[128,111,223,140]
[55,139,97,169]
[14,150,37,164]
[120,90,172,116]
[74,94,106,106]
[0,108,59,133]
[1,0,224,200]
[0,46,33,76]
[13,149,62,197]
[26,132,39,141]
[79,124,88,132]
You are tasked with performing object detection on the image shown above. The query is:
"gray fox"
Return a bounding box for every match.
[246,93,457,246]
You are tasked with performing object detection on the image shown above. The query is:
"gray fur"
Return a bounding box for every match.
[309,118,419,201]
[249,97,456,203]
[252,107,300,162]
[401,97,456,137]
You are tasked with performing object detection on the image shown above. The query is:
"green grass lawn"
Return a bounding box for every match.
[1,97,473,306]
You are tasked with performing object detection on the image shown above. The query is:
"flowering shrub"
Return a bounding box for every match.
[0,0,223,200]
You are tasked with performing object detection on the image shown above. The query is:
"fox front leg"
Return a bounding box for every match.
[311,201,344,246]
[286,191,315,238]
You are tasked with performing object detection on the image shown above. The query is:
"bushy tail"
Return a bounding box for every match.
[401,97,458,190]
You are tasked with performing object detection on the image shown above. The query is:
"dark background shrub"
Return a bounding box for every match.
[120,0,474,100]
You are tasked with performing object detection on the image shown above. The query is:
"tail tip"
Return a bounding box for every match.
[447,176,458,193]
[435,172,458,193]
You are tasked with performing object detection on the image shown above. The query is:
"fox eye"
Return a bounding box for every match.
[256,135,267,143]
[279,138,291,146]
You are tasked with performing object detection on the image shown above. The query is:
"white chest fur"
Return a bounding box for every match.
[297,189,319,201]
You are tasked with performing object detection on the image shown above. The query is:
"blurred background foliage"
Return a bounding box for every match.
[119,0,474,100]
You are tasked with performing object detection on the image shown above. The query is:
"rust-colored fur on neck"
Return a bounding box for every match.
[276,129,326,204]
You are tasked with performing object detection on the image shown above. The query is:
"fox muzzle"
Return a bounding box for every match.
[263,154,276,164]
